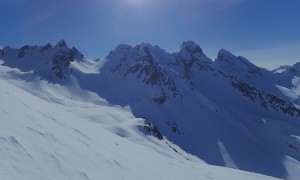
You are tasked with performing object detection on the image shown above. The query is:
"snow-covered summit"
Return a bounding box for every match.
[175,41,212,64]
[179,41,203,54]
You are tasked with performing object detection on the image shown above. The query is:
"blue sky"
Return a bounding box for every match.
[0,0,299,69]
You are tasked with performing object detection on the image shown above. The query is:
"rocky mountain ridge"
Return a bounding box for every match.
[0,40,84,81]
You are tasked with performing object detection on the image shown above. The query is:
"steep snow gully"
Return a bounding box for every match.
[1,40,300,179]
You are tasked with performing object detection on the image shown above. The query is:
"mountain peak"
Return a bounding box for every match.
[175,41,212,64]
[215,49,263,78]
[216,49,258,68]
[217,49,237,64]
[139,42,153,48]
[179,41,202,54]
[56,39,68,48]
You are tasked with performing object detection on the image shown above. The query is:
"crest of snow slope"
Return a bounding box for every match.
[0,66,280,180]
[86,42,300,179]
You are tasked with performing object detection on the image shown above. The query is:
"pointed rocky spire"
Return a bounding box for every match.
[55,39,68,48]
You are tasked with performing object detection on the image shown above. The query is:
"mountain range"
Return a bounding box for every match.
[1,40,300,180]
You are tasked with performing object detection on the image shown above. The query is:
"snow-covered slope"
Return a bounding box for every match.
[1,40,300,179]
[92,43,300,179]
[0,60,279,180]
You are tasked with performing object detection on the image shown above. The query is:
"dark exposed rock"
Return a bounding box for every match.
[18,45,29,58]
[287,136,300,154]
[167,122,184,135]
[287,142,299,152]
[138,119,163,140]
[231,77,300,117]
[109,44,180,98]
[153,94,167,104]
[56,39,67,47]
[40,43,52,52]
[50,47,83,79]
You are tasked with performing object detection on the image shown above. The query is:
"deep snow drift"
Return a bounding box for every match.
[1,40,299,179]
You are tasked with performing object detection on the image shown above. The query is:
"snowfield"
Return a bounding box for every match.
[1,40,300,179]
[0,74,278,180]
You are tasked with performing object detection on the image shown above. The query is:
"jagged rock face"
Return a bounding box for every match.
[56,39,67,48]
[138,119,164,140]
[103,42,300,114]
[104,43,180,98]
[104,42,215,100]
[171,42,213,89]
[0,40,84,80]
[50,47,83,79]
[231,76,300,117]
[17,45,31,58]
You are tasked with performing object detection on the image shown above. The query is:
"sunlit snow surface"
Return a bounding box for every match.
[2,42,300,179]
[0,62,279,180]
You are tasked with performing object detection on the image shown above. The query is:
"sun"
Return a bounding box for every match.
[125,0,148,6]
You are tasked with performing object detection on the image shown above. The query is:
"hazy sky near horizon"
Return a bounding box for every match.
[0,0,299,69]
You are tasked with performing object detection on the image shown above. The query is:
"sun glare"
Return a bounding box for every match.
[125,0,148,6]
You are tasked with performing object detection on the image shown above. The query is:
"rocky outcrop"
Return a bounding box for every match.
[231,77,300,117]
[105,43,180,99]
[50,46,83,79]
[138,119,163,140]
[167,122,184,135]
